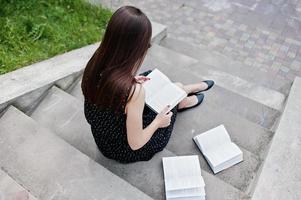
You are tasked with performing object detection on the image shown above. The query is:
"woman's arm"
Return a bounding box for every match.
[125,84,172,150]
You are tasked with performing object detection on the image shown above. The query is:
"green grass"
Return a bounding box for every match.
[0,0,112,75]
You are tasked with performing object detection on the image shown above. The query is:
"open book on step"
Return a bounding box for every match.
[143,69,186,113]
[162,155,206,200]
[193,125,243,174]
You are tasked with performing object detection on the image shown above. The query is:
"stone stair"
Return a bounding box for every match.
[29,86,247,200]
[0,106,153,200]
[0,21,296,199]
[252,77,301,200]
[160,37,292,96]
[142,44,283,130]
[0,169,37,200]
[66,42,281,195]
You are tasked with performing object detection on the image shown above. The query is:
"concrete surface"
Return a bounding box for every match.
[147,41,286,111]
[65,43,284,195]
[172,98,273,158]
[109,0,301,82]
[69,79,84,101]
[187,61,286,111]
[0,169,37,200]
[167,123,261,192]
[30,86,247,200]
[141,44,281,130]
[161,37,292,95]
[0,106,153,200]
[0,43,97,106]
[31,86,166,199]
[252,77,301,200]
[41,43,276,194]
[55,71,83,91]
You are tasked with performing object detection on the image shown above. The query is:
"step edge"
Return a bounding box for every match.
[188,61,286,111]
[160,37,291,95]
[251,76,301,200]
[34,86,255,198]
[0,168,38,200]
[0,106,153,200]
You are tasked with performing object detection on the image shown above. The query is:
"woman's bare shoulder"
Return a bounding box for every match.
[129,83,145,102]
[125,83,145,113]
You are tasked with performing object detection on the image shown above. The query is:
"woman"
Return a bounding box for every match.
[82,6,214,163]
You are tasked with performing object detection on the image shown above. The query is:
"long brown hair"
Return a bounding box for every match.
[82,6,152,112]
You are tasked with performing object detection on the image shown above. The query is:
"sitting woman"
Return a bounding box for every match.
[82,6,214,163]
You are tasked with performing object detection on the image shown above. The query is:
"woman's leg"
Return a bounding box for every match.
[174,82,204,110]
[174,82,209,94]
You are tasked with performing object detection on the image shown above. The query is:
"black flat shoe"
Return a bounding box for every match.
[202,80,215,92]
[177,93,205,112]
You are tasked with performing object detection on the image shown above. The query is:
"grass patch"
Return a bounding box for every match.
[0,0,112,75]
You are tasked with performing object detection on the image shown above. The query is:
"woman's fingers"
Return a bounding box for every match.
[161,105,171,115]
[167,111,173,117]
[135,76,150,83]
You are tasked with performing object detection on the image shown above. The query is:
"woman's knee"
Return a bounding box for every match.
[174,82,189,94]
[174,82,184,89]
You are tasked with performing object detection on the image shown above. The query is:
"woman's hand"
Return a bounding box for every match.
[154,105,173,128]
[135,75,150,84]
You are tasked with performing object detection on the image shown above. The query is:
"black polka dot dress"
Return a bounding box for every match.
[84,70,178,163]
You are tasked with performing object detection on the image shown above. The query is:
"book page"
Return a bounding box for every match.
[166,186,205,198]
[193,125,231,153]
[143,69,171,101]
[213,153,243,174]
[204,142,242,168]
[163,156,204,191]
[166,187,206,198]
[147,83,186,113]
[167,196,205,200]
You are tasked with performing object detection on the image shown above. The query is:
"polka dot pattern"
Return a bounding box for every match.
[84,101,178,163]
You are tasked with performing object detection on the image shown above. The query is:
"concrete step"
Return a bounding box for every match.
[0,106,153,200]
[31,86,166,199]
[69,83,267,193]
[172,101,273,159]
[69,79,84,101]
[187,61,286,111]
[168,115,261,192]
[252,77,301,200]
[0,169,37,200]
[161,37,292,95]
[154,40,286,112]
[30,86,248,200]
[140,44,281,130]
[67,43,278,193]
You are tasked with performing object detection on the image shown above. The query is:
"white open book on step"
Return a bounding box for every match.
[143,69,186,113]
[162,155,206,200]
[193,125,243,174]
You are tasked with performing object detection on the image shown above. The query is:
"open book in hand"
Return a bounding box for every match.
[193,125,243,174]
[142,69,187,113]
